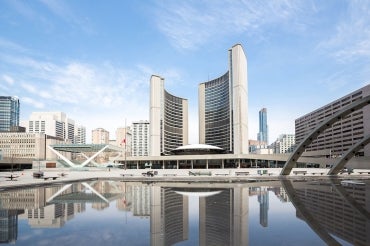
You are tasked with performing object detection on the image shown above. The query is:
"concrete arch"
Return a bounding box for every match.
[280,95,370,175]
[328,134,370,175]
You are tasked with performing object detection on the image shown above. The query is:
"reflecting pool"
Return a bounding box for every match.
[0,178,369,245]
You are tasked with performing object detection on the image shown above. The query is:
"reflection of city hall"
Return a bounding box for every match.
[0,181,250,245]
[150,185,249,246]
[1,180,370,245]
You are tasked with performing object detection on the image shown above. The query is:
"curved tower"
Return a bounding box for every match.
[199,44,248,154]
[150,75,188,156]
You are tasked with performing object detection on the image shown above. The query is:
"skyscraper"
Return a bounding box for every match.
[150,75,188,156]
[257,108,268,143]
[198,44,248,154]
[0,96,19,132]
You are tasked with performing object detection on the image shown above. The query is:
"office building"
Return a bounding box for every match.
[295,84,370,157]
[0,96,19,132]
[199,44,248,154]
[272,134,295,154]
[23,112,76,143]
[257,108,268,144]
[150,75,188,156]
[131,120,150,156]
[92,128,110,144]
[0,132,69,168]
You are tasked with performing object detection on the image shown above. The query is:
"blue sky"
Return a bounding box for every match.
[1,0,370,144]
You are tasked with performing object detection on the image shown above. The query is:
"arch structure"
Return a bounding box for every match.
[280,95,370,175]
[328,134,370,175]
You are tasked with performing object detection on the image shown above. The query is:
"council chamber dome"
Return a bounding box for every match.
[171,144,224,155]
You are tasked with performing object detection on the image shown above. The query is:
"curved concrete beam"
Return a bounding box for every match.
[281,95,370,175]
[328,134,370,175]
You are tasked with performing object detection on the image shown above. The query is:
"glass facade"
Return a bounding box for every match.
[203,72,231,152]
[199,44,248,155]
[257,108,268,143]
[0,96,19,132]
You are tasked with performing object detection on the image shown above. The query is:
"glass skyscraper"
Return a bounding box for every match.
[199,44,248,154]
[0,96,20,132]
[257,108,268,143]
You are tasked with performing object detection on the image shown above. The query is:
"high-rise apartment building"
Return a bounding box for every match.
[295,84,370,157]
[92,128,109,144]
[199,44,248,154]
[131,120,150,156]
[150,75,188,156]
[257,108,268,144]
[0,96,19,132]
[23,112,76,143]
[74,125,86,144]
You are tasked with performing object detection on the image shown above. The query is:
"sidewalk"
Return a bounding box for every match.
[0,167,368,189]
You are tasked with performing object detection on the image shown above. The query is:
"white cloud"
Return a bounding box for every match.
[154,0,315,50]
[1,49,156,138]
[0,37,28,53]
[39,0,94,34]
[2,74,14,85]
[318,1,370,62]
[21,83,38,93]
[22,97,44,109]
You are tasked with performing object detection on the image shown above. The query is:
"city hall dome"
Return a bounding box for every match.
[171,144,224,155]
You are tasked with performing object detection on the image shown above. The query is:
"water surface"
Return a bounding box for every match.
[0,178,369,245]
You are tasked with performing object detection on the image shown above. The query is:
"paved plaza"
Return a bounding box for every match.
[1,167,370,189]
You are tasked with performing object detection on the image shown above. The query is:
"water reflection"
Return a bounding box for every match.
[0,178,369,245]
[282,178,370,246]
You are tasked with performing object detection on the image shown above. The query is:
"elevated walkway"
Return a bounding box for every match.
[48,144,124,168]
